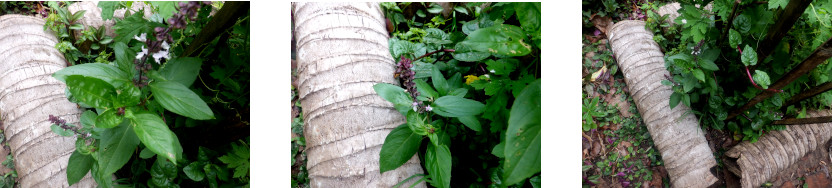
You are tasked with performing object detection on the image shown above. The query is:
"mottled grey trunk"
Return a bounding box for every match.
[293,3,425,187]
[608,20,718,187]
[0,15,96,187]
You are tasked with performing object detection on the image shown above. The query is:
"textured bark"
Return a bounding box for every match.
[608,20,718,187]
[726,110,832,188]
[0,15,96,187]
[293,3,425,188]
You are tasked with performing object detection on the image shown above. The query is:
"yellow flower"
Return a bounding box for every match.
[465,75,479,85]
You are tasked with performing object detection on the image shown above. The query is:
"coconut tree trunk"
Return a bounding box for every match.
[726,110,832,188]
[608,20,718,187]
[0,15,96,187]
[293,3,425,187]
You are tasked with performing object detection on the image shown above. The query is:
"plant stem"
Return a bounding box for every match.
[414,48,455,61]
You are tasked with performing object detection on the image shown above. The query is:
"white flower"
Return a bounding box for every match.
[484,74,490,78]
[136,46,148,59]
[490,69,496,73]
[413,105,418,112]
[681,19,687,24]
[134,33,147,42]
[161,41,170,50]
[152,49,170,64]
[425,106,433,111]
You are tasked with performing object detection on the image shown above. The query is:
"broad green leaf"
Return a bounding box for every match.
[530,175,541,188]
[97,121,139,176]
[753,70,772,89]
[413,61,434,79]
[69,24,85,30]
[67,150,94,186]
[53,63,130,87]
[95,108,124,128]
[131,112,183,164]
[379,123,423,173]
[699,49,720,71]
[389,38,416,59]
[741,45,757,66]
[140,147,156,159]
[51,124,74,137]
[149,81,215,120]
[733,15,751,34]
[373,83,413,115]
[414,79,438,99]
[461,20,479,35]
[159,57,203,87]
[98,1,119,20]
[113,11,165,44]
[729,29,741,48]
[149,1,178,21]
[91,163,113,188]
[514,2,541,33]
[184,162,206,181]
[112,42,135,74]
[492,141,506,158]
[66,75,116,109]
[693,69,706,82]
[459,24,531,56]
[669,93,682,108]
[661,80,672,86]
[432,67,449,95]
[448,88,468,98]
[406,110,428,135]
[432,96,485,117]
[115,83,141,107]
[427,3,443,14]
[683,76,697,92]
[458,116,482,132]
[426,144,452,188]
[699,59,720,71]
[503,79,541,185]
[486,58,518,76]
[424,28,452,45]
[452,41,491,62]
[446,73,463,90]
[454,5,468,15]
[218,140,250,179]
[81,110,97,128]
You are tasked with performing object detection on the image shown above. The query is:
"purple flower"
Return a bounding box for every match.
[594,29,601,36]
[617,171,626,177]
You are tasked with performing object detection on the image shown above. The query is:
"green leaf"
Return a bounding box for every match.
[113,11,165,44]
[426,144,452,188]
[514,2,541,33]
[733,15,751,34]
[729,29,741,48]
[432,96,486,117]
[131,112,183,164]
[67,150,94,186]
[159,57,203,87]
[98,1,119,20]
[53,63,130,87]
[218,140,250,179]
[427,3,443,14]
[699,49,720,71]
[51,124,75,137]
[149,81,215,120]
[693,69,706,82]
[81,110,97,129]
[95,108,124,128]
[184,162,206,181]
[389,38,417,59]
[458,116,482,132]
[414,79,438,99]
[149,1,178,21]
[741,45,757,66]
[683,76,697,92]
[115,83,141,107]
[97,121,139,176]
[379,123,423,173]
[66,75,116,109]
[503,79,541,185]
[140,147,156,159]
[448,88,468,98]
[432,67,449,95]
[452,41,491,62]
[459,24,531,56]
[112,42,135,74]
[90,163,112,188]
[406,111,428,135]
[670,92,682,109]
[486,58,518,76]
[530,175,541,188]
[373,83,414,115]
[753,70,772,89]
[69,24,85,30]
[492,141,506,158]
[454,5,468,15]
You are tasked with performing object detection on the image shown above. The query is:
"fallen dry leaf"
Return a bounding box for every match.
[591,14,614,35]
[590,65,608,82]
[605,93,634,118]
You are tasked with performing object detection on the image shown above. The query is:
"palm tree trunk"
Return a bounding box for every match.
[293,3,425,187]
[0,15,96,187]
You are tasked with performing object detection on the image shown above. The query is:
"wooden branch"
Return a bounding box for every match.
[781,81,832,110]
[182,1,249,57]
[727,36,832,120]
[773,116,832,125]
[756,0,812,63]
[718,0,740,48]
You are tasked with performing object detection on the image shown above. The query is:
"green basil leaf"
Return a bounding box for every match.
[514,2,541,33]
[95,108,123,129]
[459,24,531,56]
[486,59,518,76]
[492,141,506,158]
[432,96,485,117]
[458,116,482,132]
[115,83,141,107]
[67,150,94,186]
[454,5,468,15]
[729,29,741,48]
[149,81,215,120]
[452,41,490,62]
[139,147,156,159]
[414,79,438,99]
[670,92,682,109]
[753,70,772,89]
[50,123,75,137]
[741,45,757,66]
[184,162,206,181]
[446,73,463,90]
[379,123,423,173]
[159,57,203,87]
[426,144,452,188]
[81,110,97,129]
[112,42,135,74]
[53,63,130,88]
[66,75,116,109]
[406,111,428,135]
[149,1,178,20]
[693,69,706,82]
[98,1,119,20]
[448,88,468,98]
[503,79,541,185]
[733,14,751,34]
[373,83,413,115]
[699,59,720,71]
[97,121,139,176]
[131,112,183,164]
[427,3,443,14]
[91,163,113,188]
[432,67,449,96]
